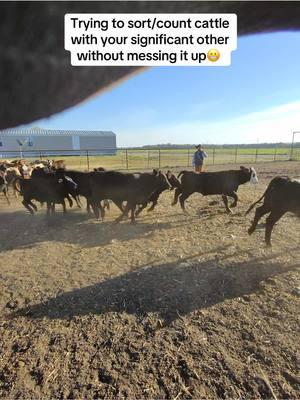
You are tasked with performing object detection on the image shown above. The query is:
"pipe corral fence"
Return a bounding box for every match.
[1,146,300,171]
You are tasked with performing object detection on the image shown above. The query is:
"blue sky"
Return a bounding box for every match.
[24,31,300,147]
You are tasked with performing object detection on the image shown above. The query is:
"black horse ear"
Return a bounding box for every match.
[153,169,158,175]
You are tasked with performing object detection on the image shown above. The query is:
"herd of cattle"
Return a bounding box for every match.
[0,159,299,246]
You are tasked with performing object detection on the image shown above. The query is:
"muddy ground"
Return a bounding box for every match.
[0,161,299,399]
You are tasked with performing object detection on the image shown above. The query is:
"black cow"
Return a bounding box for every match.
[65,169,111,213]
[89,170,171,223]
[172,166,258,213]
[135,170,180,216]
[16,170,78,215]
[246,176,300,246]
[0,173,9,204]
[31,167,80,209]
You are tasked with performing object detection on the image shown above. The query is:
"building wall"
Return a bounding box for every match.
[0,133,117,156]
[0,135,73,151]
[80,135,116,150]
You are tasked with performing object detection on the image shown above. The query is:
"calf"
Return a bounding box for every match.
[246,176,300,246]
[4,167,22,197]
[16,170,78,215]
[172,166,258,213]
[89,170,171,223]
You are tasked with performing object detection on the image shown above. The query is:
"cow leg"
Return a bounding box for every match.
[91,202,100,219]
[66,195,73,208]
[103,199,110,210]
[74,195,81,208]
[179,191,192,213]
[114,202,130,223]
[221,195,232,213]
[228,191,238,208]
[22,199,34,215]
[147,200,157,212]
[265,210,285,247]
[46,202,51,216]
[172,187,182,206]
[29,200,38,212]
[3,188,10,205]
[130,203,137,223]
[99,203,105,220]
[86,198,92,214]
[62,200,66,214]
[248,204,270,235]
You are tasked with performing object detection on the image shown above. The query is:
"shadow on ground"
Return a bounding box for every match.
[12,255,299,323]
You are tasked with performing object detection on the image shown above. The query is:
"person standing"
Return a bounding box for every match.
[192,144,208,173]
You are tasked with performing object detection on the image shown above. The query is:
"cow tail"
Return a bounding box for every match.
[245,185,270,215]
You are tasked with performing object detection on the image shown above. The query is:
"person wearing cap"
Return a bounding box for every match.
[192,144,208,173]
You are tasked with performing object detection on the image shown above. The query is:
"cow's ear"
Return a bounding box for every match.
[240,165,246,170]
[153,169,158,175]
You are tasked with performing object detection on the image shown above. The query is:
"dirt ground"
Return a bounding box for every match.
[0,161,299,399]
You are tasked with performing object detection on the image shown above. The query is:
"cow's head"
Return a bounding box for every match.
[240,166,258,184]
[156,170,171,191]
[166,170,181,190]
[56,169,78,194]
[63,175,78,194]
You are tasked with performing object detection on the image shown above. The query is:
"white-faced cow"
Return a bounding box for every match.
[172,166,258,213]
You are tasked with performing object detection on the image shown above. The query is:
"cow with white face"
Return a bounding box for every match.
[172,166,258,214]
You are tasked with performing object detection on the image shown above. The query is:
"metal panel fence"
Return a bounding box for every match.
[1,146,299,171]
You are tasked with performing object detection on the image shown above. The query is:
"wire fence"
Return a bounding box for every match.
[1,146,299,171]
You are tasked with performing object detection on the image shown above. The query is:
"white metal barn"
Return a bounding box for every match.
[0,127,117,157]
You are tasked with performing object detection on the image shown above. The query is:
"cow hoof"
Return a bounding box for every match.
[265,242,272,247]
[226,209,233,214]
[248,227,254,235]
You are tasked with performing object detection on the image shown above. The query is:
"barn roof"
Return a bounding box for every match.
[0,128,116,137]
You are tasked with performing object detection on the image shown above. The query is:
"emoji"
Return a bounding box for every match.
[207,49,220,62]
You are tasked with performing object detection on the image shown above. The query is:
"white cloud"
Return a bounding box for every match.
[117,100,300,146]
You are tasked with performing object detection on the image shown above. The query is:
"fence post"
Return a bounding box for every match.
[212,148,215,165]
[255,148,258,163]
[234,146,238,164]
[274,146,277,161]
[125,149,129,170]
[187,148,190,167]
[39,150,42,160]
[86,150,90,171]
[158,149,161,169]
[147,150,150,168]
